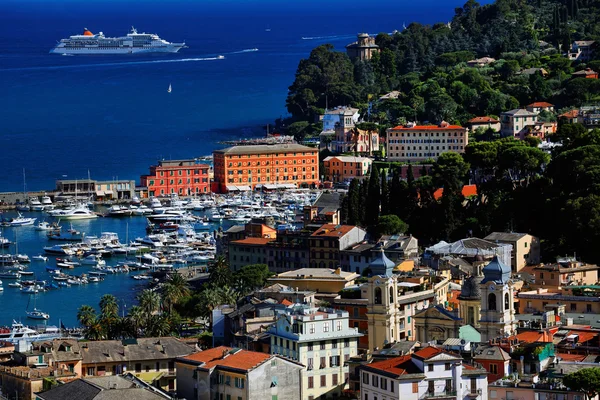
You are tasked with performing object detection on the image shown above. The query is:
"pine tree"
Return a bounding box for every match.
[365,165,381,226]
[381,170,390,216]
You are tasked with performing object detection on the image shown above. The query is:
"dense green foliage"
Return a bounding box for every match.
[343,126,600,264]
[563,368,600,400]
[286,0,600,134]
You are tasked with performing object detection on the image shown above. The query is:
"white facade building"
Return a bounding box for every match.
[360,346,488,400]
[267,305,362,400]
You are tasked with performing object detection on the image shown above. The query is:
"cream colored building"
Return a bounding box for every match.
[484,232,540,272]
[267,305,361,400]
[479,257,517,342]
[346,33,379,61]
[267,268,360,294]
[365,249,450,349]
[386,122,467,162]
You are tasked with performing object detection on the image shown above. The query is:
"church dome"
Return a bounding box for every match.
[481,255,511,284]
[369,247,395,277]
[458,275,482,300]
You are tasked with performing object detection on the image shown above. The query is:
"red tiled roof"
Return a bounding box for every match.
[515,331,553,343]
[413,346,445,360]
[281,299,293,306]
[556,353,586,362]
[528,102,554,108]
[364,355,420,376]
[568,331,598,344]
[559,109,579,119]
[179,346,271,371]
[311,224,356,238]
[468,116,499,124]
[231,237,275,245]
[433,184,477,200]
[390,124,465,131]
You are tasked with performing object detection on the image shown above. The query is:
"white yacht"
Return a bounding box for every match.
[50,27,185,54]
[52,204,98,220]
[0,321,61,344]
[41,195,55,210]
[29,197,44,211]
[7,213,37,226]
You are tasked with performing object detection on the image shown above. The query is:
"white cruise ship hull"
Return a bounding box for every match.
[50,44,184,55]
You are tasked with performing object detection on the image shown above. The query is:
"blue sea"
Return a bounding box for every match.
[0,0,476,327]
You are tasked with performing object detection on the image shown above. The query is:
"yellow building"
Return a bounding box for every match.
[322,156,372,183]
[526,259,600,289]
[267,268,359,294]
[386,122,468,162]
[484,232,540,272]
[519,288,600,314]
[345,33,379,61]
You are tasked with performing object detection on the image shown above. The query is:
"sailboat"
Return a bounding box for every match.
[16,169,30,212]
[26,294,50,320]
[167,83,172,93]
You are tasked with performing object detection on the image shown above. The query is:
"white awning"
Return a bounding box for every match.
[226,185,239,192]
[264,184,278,190]
[104,190,114,195]
[237,185,251,191]
[95,191,105,196]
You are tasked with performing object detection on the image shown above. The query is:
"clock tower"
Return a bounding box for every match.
[479,256,517,342]
[366,248,400,351]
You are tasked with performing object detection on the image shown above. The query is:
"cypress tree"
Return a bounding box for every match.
[390,168,401,216]
[365,165,381,226]
[358,179,369,225]
[381,170,390,216]
[347,179,361,225]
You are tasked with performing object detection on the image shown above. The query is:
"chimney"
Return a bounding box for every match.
[334,268,341,275]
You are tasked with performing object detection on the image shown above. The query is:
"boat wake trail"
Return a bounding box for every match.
[227,48,259,54]
[301,34,357,40]
[0,49,258,72]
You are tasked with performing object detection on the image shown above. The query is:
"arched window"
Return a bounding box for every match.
[488,293,497,311]
[375,287,382,304]
[504,293,510,310]
[389,287,394,304]
[468,307,475,326]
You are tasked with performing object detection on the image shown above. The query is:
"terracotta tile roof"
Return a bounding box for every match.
[311,224,357,238]
[568,331,597,344]
[433,184,477,200]
[231,237,275,245]
[557,353,587,362]
[178,346,271,372]
[363,355,421,376]
[281,299,293,306]
[528,102,554,108]
[515,331,553,343]
[468,116,499,124]
[390,124,465,131]
[559,109,579,119]
[413,346,444,360]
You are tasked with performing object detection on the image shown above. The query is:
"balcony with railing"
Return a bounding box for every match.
[465,389,482,397]
[421,390,458,399]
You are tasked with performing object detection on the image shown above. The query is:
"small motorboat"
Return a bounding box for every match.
[32,255,48,262]
[57,281,71,287]
[19,271,34,276]
[16,254,30,264]
[20,286,38,294]
[7,213,37,227]
[26,308,50,320]
[8,282,22,288]
[35,221,59,231]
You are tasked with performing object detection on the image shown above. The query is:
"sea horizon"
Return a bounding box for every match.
[0,0,486,192]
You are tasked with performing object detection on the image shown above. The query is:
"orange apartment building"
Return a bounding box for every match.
[140,159,211,197]
[212,144,319,193]
[386,122,468,162]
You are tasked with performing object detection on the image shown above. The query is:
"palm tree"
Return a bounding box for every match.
[138,289,161,319]
[77,305,97,328]
[162,273,191,313]
[99,294,119,318]
[127,305,145,337]
[146,314,172,337]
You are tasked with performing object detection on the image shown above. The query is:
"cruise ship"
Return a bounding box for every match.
[50,27,185,55]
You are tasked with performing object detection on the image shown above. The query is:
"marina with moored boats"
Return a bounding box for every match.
[0,189,319,327]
